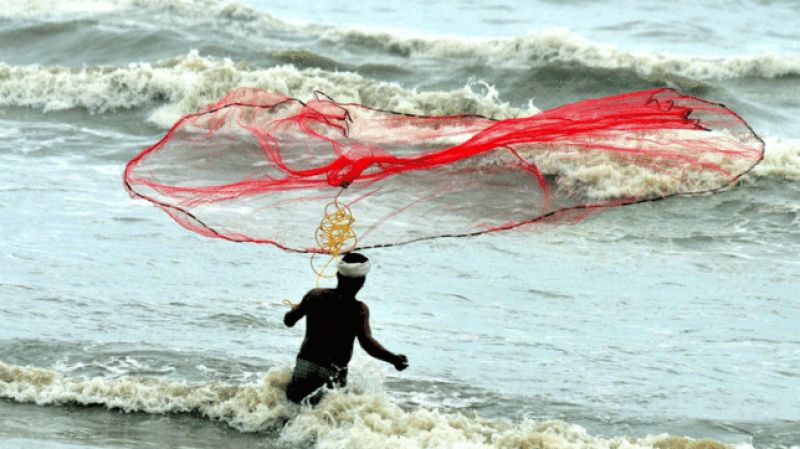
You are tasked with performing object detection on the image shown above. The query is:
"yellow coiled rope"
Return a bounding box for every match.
[311,189,358,284]
[284,188,357,307]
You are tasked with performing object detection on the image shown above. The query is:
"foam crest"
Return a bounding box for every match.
[0,361,734,449]
[0,52,526,128]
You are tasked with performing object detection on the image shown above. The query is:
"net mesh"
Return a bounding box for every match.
[123,87,764,253]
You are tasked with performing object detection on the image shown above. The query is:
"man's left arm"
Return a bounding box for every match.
[283,291,314,327]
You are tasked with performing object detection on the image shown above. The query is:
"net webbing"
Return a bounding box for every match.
[123,88,764,253]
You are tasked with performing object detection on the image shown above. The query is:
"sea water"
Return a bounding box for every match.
[0,1,798,448]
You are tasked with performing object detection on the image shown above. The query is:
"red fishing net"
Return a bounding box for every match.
[123,88,763,253]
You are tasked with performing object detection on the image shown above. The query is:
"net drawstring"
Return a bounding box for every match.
[284,187,357,307]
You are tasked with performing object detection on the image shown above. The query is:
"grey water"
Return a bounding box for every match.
[1,0,799,448]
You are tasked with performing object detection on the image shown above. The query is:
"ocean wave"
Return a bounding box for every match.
[317,27,800,81]
[531,135,800,199]
[0,0,270,22]
[3,54,797,186]
[4,0,799,82]
[0,52,527,127]
[543,136,800,195]
[0,360,738,449]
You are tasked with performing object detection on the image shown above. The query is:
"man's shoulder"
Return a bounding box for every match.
[304,288,335,301]
[354,300,369,315]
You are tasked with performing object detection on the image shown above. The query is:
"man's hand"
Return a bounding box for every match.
[283,297,306,327]
[393,354,409,371]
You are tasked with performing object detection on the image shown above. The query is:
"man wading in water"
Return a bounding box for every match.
[283,252,409,404]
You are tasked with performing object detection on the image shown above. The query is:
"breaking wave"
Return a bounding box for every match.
[1,53,797,187]
[0,361,741,449]
[0,52,528,127]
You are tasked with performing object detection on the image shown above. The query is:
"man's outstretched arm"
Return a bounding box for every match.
[356,303,408,371]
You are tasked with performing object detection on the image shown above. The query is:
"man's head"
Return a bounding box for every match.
[336,252,370,296]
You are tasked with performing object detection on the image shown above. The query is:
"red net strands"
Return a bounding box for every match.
[123,88,764,253]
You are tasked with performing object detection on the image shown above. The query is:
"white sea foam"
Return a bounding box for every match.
[0,52,527,127]
[0,360,732,449]
[751,138,800,179]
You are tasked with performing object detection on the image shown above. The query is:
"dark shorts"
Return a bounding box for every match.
[286,358,348,404]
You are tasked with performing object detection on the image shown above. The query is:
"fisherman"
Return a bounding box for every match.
[283,252,409,404]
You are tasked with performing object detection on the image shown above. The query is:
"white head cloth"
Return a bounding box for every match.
[337,258,371,278]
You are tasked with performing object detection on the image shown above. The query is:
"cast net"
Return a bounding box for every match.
[124,88,763,253]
